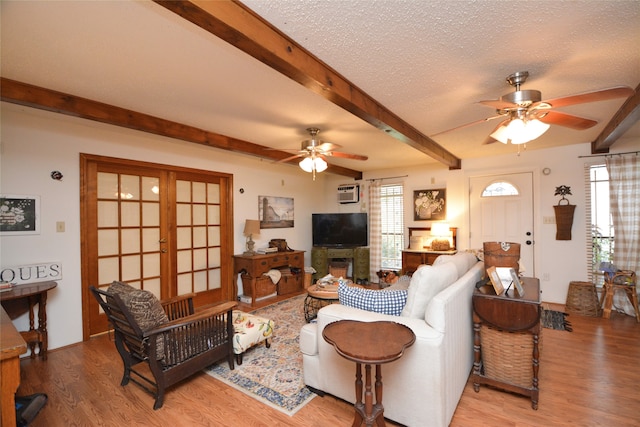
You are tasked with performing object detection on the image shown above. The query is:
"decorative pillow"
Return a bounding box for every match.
[400,262,457,319]
[108,281,169,332]
[338,281,407,316]
[432,252,478,278]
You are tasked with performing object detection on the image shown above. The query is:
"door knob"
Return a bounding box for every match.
[526,240,532,245]
[161,248,168,253]
[526,232,532,236]
[159,238,167,243]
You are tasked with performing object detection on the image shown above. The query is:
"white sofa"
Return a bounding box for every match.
[299,252,483,427]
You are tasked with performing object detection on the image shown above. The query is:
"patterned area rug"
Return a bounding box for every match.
[206,295,315,415]
[541,309,572,331]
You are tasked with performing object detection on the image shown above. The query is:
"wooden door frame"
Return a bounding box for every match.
[80,153,234,340]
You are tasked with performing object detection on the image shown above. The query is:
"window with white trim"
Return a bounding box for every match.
[380,184,404,270]
[586,163,614,284]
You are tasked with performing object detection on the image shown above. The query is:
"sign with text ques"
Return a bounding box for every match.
[0,262,62,285]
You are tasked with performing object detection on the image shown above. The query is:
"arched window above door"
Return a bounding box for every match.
[481,181,519,197]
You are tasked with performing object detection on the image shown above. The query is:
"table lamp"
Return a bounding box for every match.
[430,222,451,251]
[243,219,260,256]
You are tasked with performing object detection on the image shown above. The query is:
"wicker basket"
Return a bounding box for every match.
[566,281,601,317]
[241,274,276,299]
[329,262,349,279]
[480,325,542,389]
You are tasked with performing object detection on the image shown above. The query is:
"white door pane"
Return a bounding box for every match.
[176,204,191,226]
[194,271,207,292]
[142,228,160,252]
[177,227,192,250]
[193,248,207,270]
[98,257,119,285]
[98,229,119,256]
[121,202,140,227]
[121,255,141,281]
[121,229,141,254]
[97,173,118,199]
[208,247,221,268]
[142,177,160,201]
[142,202,160,227]
[177,250,192,273]
[120,175,140,200]
[208,183,220,203]
[143,253,160,278]
[193,226,207,247]
[192,182,206,203]
[98,201,119,227]
[208,269,221,290]
[208,226,220,246]
[193,204,206,225]
[176,180,191,203]
[208,205,220,224]
[177,273,192,295]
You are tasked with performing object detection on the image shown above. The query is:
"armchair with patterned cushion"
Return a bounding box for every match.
[90,282,236,409]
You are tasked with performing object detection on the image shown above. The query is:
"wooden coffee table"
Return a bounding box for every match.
[323,320,415,427]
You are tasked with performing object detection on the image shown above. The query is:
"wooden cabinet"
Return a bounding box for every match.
[472,277,541,409]
[401,249,456,275]
[233,251,305,306]
[311,247,369,282]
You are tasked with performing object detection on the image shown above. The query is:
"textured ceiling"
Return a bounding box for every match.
[2,1,639,174]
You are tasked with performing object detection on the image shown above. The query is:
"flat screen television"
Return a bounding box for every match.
[312,213,368,248]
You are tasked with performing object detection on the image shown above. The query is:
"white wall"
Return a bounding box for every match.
[0,103,327,351]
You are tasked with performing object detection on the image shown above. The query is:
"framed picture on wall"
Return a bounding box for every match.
[258,196,294,229]
[0,194,40,235]
[413,189,446,221]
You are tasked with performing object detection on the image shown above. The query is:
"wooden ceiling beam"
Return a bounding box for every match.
[0,78,363,179]
[155,0,462,170]
[591,83,640,153]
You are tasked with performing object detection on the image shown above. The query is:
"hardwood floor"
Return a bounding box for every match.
[16,301,640,427]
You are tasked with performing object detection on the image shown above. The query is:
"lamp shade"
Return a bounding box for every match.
[299,157,328,173]
[431,222,450,237]
[243,219,260,236]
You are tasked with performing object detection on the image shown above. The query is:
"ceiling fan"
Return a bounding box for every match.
[436,71,634,146]
[278,127,368,179]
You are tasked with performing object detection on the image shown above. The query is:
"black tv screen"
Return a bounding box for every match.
[312,213,368,248]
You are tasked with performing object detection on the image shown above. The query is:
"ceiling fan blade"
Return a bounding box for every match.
[326,151,368,161]
[482,119,510,144]
[538,110,598,130]
[275,153,304,163]
[538,86,634,109]
[431,114,506,137]
[478,99,517,109]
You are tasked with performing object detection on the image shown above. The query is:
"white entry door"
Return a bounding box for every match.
[469,172,535,275]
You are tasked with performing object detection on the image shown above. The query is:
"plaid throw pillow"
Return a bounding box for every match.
[338,281,407,316]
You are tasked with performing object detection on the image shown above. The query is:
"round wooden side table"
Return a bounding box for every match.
[323,320,415,427]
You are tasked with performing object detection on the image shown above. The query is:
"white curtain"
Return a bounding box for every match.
[605,154,640,316]
[368,181,381,283]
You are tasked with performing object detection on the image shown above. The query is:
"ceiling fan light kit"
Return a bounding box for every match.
[437,71,634,149]
[277,127,367,180]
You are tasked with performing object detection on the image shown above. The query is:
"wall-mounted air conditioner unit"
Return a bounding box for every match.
[338,184,359,204]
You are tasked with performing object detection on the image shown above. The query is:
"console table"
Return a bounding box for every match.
[402,227,457,275]
[233,251,305,306]
[472,277,541,409]
[0,280,57,360]
[311,247,369,282]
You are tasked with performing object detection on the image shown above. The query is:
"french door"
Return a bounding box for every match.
[81,154,234,338]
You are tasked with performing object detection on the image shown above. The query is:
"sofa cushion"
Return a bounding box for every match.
[338,281,408,316]
[400,262,458,319]
[432,252,478,278]
[108,281,169,332]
